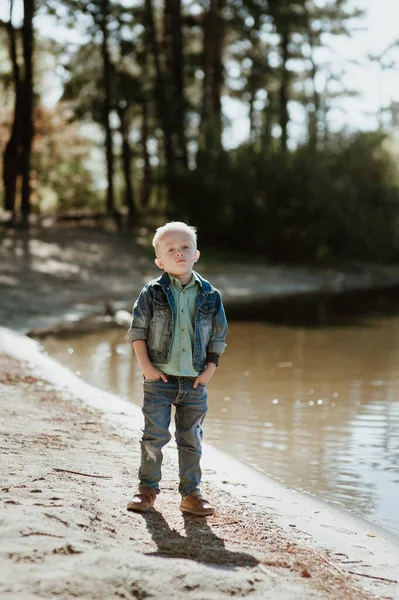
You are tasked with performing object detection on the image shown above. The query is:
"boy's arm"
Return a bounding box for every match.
[193,361,216,388]
[132,340,168,382]
[193,291,227,388]
[206,291,228,365]
[127,286,152,342]
[128,285,168,382]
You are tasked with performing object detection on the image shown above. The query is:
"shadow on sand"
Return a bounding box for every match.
[140,509,259,568]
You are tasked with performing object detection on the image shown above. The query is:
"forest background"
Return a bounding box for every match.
[1,0,399,263]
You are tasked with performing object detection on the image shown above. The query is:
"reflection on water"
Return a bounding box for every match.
[42,292,399,535]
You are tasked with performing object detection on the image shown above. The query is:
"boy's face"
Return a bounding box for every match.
[155,231,200,282]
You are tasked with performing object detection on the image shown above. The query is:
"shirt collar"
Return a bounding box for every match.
[169,272,199,290]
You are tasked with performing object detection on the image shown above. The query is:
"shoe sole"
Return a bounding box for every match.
[127,503,154,512]
[180,506,214,516]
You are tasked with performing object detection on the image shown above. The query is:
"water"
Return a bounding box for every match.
[41,290,399,535]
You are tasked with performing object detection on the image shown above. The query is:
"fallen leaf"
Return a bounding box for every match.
[300,569,311,578]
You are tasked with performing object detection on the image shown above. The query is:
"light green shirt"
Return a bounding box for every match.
[153,272,200,376]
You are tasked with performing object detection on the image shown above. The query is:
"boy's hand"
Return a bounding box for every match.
[143,366,168,382]
[193,363,216,388]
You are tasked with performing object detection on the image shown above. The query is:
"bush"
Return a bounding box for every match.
[187,131,399,263]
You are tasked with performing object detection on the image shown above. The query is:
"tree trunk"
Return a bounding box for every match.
[99,0,117,221]
[308,34,320,150]
[3,1,22,216]
[279,30,289,153]
[212,3,223,142]
[140,97,152,208]
[20,0,35,224]
[3,138,19,215]
[163,0,187,169]
[248,90,255,142]
[117,104,136,228]
[262,89,275,149]
[144,0,182,214]
[199,0,225,155]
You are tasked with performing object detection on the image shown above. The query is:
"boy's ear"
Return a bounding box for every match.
[194,249,200,263]
[155,257,163,269]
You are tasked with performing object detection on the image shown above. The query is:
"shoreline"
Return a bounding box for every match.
[1,326,399,600]
[12,267,399,339]
[3,222,399,338]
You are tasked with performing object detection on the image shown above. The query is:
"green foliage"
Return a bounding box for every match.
[187,132,399,263]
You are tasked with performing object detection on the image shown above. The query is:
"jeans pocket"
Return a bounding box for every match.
[144,377,162,383]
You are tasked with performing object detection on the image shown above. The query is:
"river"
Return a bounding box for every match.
[41,289,399,535]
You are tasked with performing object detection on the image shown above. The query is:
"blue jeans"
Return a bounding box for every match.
[139,376,208,496]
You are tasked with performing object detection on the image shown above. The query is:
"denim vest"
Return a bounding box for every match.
[128,271,228,372]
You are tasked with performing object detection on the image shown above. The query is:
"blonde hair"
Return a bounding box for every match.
[152,221,197,254]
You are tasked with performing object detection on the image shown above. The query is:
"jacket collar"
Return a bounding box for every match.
[156,270,211,293]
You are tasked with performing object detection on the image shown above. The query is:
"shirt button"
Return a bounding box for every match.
[182,349,185,352]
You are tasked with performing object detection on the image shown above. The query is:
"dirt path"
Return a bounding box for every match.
[0,354,389,600]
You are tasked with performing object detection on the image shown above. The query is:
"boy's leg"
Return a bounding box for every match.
[174,379,208,497]
[128,378,175,512]
[138,378,176,492]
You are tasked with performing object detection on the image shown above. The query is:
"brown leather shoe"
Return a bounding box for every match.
[127,486,157,512]
[180,491,214,516]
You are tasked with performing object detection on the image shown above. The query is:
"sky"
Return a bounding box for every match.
[1,0,399,147]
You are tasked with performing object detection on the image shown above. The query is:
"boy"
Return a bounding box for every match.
[127,222,228,516]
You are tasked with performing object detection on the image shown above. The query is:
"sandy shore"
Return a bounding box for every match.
[1,222,399,599]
